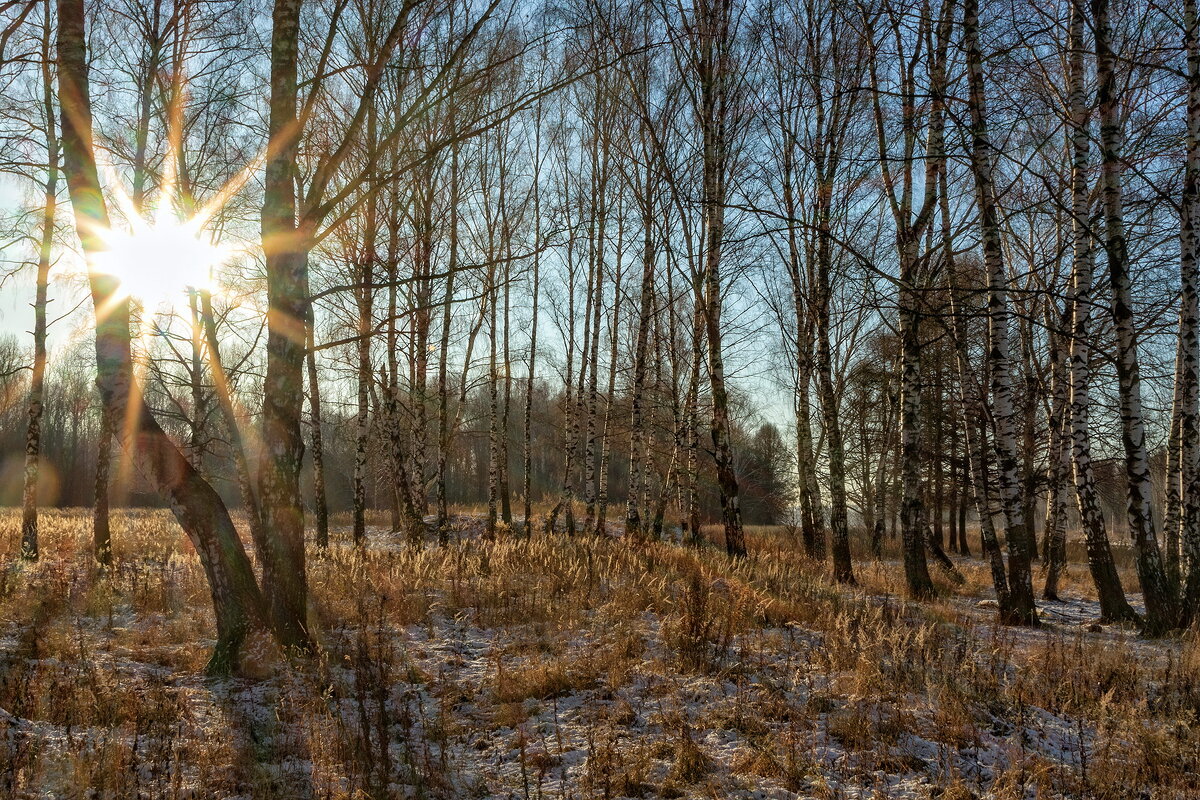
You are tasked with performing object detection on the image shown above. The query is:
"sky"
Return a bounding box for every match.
[0,174,90,358]
[0,160,795,445]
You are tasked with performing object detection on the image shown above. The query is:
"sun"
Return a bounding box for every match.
[93,215,227,310]
[87,141,263,313]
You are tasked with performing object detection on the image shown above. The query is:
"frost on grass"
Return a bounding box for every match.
[1,509,1199,799]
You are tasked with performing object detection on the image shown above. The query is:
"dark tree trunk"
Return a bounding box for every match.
[258,0,312,651]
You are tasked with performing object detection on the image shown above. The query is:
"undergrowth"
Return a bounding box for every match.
[0,508,1196,799]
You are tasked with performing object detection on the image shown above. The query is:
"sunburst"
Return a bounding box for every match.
[90,153,260,313]
[93,215,226,309]
[70,80,267,492]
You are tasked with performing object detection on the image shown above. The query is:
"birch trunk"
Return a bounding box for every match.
[814,170,853,582]
[1094,0,1179,632]
[1043,300,1071,600]
[19,37,57,560]
[898,251,933,596]
[547,228,581,536]
[691,0,745,557]
[1064,0,1138,623]
[488,260,501,538]
[949,404,965,555]
[384,190,403,531]
[779,103,824,559]
[796,314,824,558]
[574,230,596,535]
[685,287,703,544]
[595,223,623,535]
[1166,336,1184,590]
[500,204,513,527]
[378,377,423,538]
[869,389,894,557]
[186,290,207,469]
[947,278,1011,607]
[940,151,1009,601]
[436,140,460,537]
[94,406,113,566]
[866,4,948,597]
[305,325,329,548]
[412,174,434,518]
[582,234,603,534]
[352,183,377,545]
[964,0,1037,624]
[627,162,655,542]
[1180,0,1200,620]
[524,116,542,536]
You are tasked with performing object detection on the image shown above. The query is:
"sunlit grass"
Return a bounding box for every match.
[1,508,1197,798]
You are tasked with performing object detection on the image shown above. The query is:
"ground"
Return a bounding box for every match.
[1,508,1198,799]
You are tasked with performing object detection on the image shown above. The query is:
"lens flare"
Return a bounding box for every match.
[94,216,227,309]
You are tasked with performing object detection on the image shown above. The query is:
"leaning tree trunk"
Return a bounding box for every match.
[198,290,267,555]
[955,344,1012,608]
[936,169,973,562]
[57,0,266,672]
[944,187,1011,609]
[782,129,824,560]
[1094,0,1179,633]
[377,378,423,538]
[595,228,623,536]
[964,0,1037,625]
[702,173,745,556]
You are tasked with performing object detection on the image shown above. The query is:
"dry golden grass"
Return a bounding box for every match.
[0,508,1197,799]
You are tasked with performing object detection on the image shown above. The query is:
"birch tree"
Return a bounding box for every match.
[1093,0,1178,632]
[18,2,57,562]
[1063,0,1137,623]
[962,0,1036,624]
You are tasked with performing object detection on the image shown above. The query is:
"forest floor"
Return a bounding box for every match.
[0,508,1197,800]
